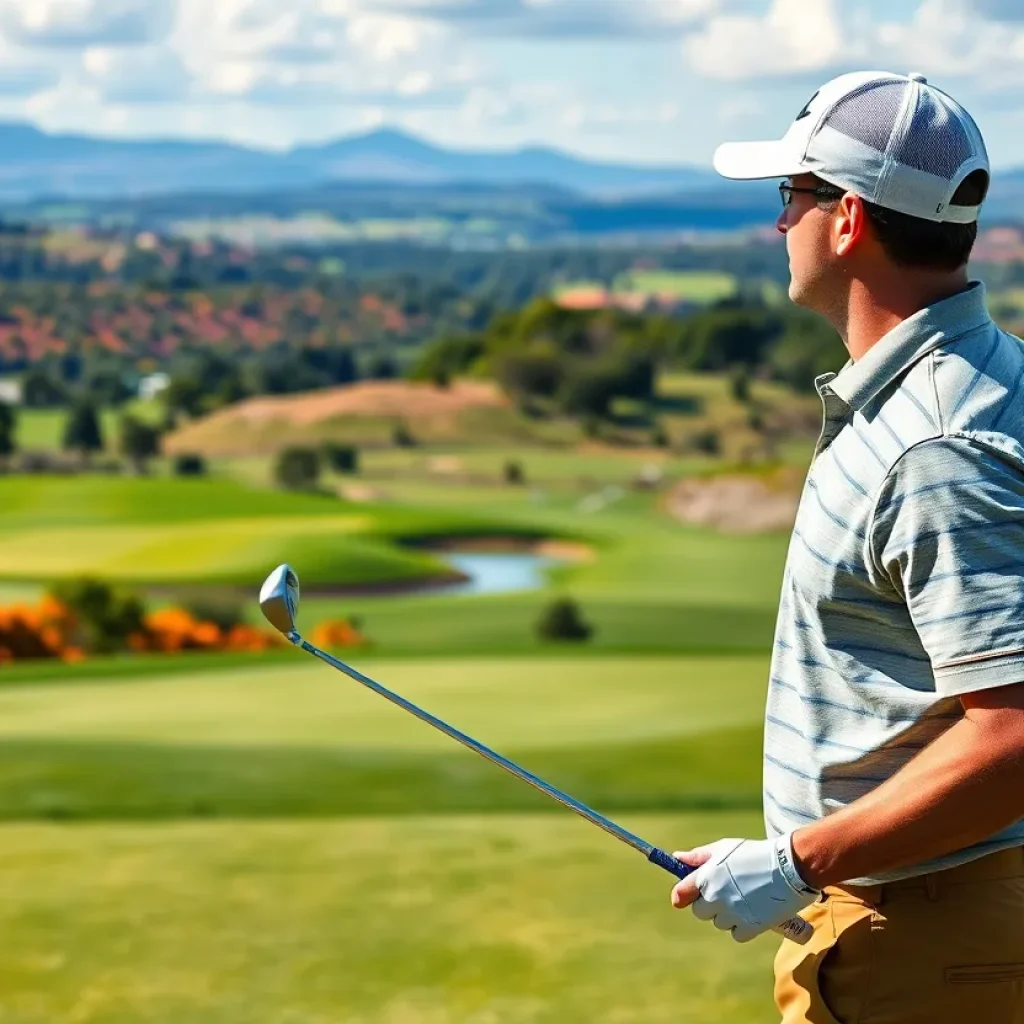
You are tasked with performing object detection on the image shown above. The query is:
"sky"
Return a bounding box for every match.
[1,0,1024,169]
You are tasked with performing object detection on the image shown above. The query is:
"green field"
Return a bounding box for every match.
[0,813,776,1023]
[0,416,809,1021]
[0,651,778,1021]
[613,269,738,303]
[15,400,163,451]
[0,654,767,820]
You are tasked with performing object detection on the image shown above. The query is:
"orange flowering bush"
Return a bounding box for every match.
[129,607,285,654]
[0,582,285,664]
[0,594,87,663]
[310,618,368,650]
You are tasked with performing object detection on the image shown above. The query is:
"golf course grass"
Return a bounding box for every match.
[0,655,767,820]
[0,813,777,1023]
[0,427,813,1021]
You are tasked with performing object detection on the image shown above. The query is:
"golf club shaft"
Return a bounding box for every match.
[290,632,660,856]
[288,630,811,944]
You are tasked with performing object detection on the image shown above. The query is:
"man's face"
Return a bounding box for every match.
[776,173,841,310]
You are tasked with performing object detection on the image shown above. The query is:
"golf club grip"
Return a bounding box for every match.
[648,846,693,879]
[647,847,813,944]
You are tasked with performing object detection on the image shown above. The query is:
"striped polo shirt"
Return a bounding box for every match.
[764,280,1024,885]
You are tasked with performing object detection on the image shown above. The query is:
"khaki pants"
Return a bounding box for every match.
[774,847,1024,1023]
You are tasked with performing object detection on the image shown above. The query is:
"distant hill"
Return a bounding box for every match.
[0,120,1019,237]
[0,123,715,202]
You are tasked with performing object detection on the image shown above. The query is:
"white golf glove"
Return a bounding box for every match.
[671,832,820,943]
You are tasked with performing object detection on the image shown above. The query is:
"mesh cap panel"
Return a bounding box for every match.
[892,91,975,181]
[822,82,908,154]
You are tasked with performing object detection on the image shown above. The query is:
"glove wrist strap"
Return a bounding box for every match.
[774,832,819,896]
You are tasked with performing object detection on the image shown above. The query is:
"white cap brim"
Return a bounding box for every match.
[713,140,809,181]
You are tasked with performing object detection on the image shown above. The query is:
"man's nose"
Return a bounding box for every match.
[776,208,788,235]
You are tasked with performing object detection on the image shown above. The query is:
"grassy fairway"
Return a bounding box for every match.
[0,654,767,820]
[0,476,554,586]
[0,654,780,1021]
[0,814,779,1024]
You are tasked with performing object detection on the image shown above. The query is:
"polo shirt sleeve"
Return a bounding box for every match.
[869,435,1024,697]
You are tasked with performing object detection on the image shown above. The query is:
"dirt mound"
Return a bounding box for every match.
[666,467,804,534]
[164,380,509,455]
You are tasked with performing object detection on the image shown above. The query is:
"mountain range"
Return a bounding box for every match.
[0,121,1020,237]
[0,123,718,202]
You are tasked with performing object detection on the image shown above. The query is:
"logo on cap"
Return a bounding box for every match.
[795,91,819,121]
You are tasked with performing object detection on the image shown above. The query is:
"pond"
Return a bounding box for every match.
[432,551,560,597]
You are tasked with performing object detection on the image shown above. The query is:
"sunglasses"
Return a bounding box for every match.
[778,182,845,208]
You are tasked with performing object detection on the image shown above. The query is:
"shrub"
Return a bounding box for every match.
[504,460,525,485]
[536,597,593,643]
[173,453,207,477]
[729,365,752,404]
[274,446,321,490]
[178,590,247,632]
[688,428,722,456]
[129,607,282,654]
[61,400,104,457]
[48,577,146,655]
[310,618,368,650]
[392,421,416,448]
[321,442,359,474]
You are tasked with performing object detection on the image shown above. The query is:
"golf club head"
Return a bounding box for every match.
[259,564,301,635]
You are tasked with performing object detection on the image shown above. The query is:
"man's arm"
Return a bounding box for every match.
[792,681,1024,889]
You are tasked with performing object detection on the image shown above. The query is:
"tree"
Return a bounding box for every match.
[173,453,206,477]
[494,349,564,400]
[49,576,146,655]
[21,367,65,408]
[164,374,207,419]
[119,414,162,473]
[536,597,593,643]
[86,368,134,407]
[62,400,104,460]
[557,367,617,419]
[321,443,359,474]
[367,353,398,380]
[274,446,321,491]
[0,400,16,465]
[729,365,752,404]
[392,421,416,448]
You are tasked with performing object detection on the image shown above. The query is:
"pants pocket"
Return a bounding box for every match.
[775,899,870,1024]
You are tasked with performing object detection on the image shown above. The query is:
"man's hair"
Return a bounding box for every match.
[861,169,990,272]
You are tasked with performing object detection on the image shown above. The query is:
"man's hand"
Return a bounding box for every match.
[670,832,819,942]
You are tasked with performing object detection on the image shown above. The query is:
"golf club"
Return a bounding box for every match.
[259,563,812,944]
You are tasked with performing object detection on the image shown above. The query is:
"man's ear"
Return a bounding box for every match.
[833,193,867,257]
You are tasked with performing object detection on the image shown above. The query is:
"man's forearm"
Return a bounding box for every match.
[791,709,1024,889]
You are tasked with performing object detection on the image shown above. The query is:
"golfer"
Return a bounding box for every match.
[669,70,1024,1023]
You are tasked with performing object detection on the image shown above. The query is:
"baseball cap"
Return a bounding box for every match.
[713,71,989,224]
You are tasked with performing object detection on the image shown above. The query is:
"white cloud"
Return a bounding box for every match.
[874,0,1024,83]
[683,0,1024,88]
[0,0,172,47]
[81,44,191,102]
[346,12,432,60]
[684,0,845,81]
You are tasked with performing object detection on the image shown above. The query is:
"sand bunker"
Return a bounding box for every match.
[666,468,804,534]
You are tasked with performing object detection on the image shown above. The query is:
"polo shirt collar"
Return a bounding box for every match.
[824,281,991,411]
